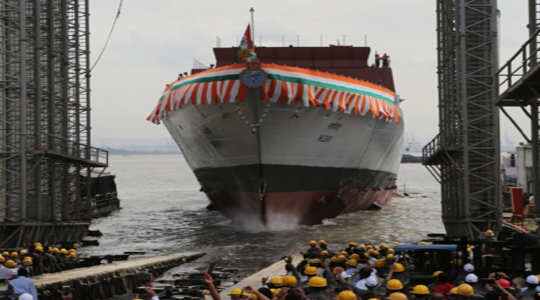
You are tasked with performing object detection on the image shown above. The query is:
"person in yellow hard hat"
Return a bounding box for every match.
[389,292,408,300]
[341,259,358,279]
[346,241,358,254]
[283,275,298,288]
[4,260,17,269]
[456,283,475,299]
[386,279,405,294]
[306,240,321,258]
[337,289,358,300]
[306,276,331,299]
[389,262,408,285]
[267,275,284,289]
[318,239,328,250]
[410,284,430,300]
[302,265,318,283]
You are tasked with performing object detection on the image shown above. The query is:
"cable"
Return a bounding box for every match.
[90,0,125,72]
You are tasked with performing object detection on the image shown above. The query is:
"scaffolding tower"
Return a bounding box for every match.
[497,0,540,228]
[423,0,501,238]
[0,0,108,247]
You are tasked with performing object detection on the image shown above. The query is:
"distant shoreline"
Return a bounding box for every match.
[106,149,423,163]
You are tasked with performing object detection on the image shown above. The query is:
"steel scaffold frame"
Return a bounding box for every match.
[423,0,501,238]
[0,0,108,247]
[497,0,540,228]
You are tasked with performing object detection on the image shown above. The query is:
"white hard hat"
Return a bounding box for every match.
[465,273,479,283]
[463,263,475,272]
[526,274,539,285]
[366,275,379,287]
[19,294,33,300]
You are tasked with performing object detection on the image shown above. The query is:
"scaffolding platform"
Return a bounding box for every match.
[498,29,540,104]
[31,252,205,299]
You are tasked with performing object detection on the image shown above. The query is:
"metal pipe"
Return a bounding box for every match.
[33,0,42,221]
[531,101,540,226]
[19,0,28,221]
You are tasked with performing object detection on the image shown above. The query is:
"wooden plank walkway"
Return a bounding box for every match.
[33,252,205,288]
[204,255,302,299]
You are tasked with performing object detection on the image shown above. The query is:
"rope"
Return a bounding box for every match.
[90,0,125,72]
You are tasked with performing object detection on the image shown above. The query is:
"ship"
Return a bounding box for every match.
[147,30,404,227]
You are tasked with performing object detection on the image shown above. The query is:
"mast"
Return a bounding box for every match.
[250,7,255,44]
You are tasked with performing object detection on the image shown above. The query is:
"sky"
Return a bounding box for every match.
[88,1,531,150]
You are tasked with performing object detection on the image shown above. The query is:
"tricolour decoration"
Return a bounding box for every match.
[146,63,402,125]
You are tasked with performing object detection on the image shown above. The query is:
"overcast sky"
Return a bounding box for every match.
[89,1,531,149]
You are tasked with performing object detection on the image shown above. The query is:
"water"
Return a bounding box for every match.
[84,154,443,277]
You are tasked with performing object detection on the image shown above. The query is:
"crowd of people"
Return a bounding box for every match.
[0,242,79,300]
[203,240,540,300]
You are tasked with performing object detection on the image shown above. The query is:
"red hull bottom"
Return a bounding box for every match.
[207,189,395,227]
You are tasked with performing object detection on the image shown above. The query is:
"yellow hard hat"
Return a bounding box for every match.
[457,284,475,296]
[411,285,430,295]
[387,279,404,291]
[320,250,329,257]
[60,248,68,255]
[228,288,243,296]
[375,259,386,269]
[387,248,395,255]
[67,252,77,258]
[336,254,347,263]
[309,240,317,246]
[10,252,18,258]
[22,256,33,266]
[368,249,379,257]
[0,255,5,263]
[304,265,318,276]
[68,249,77,255]
[307,276,327,288]
[433,271,444,277]
[392,263,405,273]
[35,245,44,253]
[2,251,9,257]
[340,251,348,256]
[337,290,358,300]
[350,253,360,260]
[270,275,284,287]
[346,259,358,267]
[318,240,328,245]
[449,287,459,295]
[389,292,408,300]
[5,260,17,269]
[270,288,281,296]
[283,275,297,287]
[386,254,395,261]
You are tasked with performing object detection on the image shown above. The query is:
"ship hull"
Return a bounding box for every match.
[163,90,403,226]
[199,165,396,226]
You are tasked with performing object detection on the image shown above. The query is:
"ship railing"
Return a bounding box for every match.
[497,29,540,94]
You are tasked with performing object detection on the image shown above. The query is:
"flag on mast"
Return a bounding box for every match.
[238,24,257,62]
